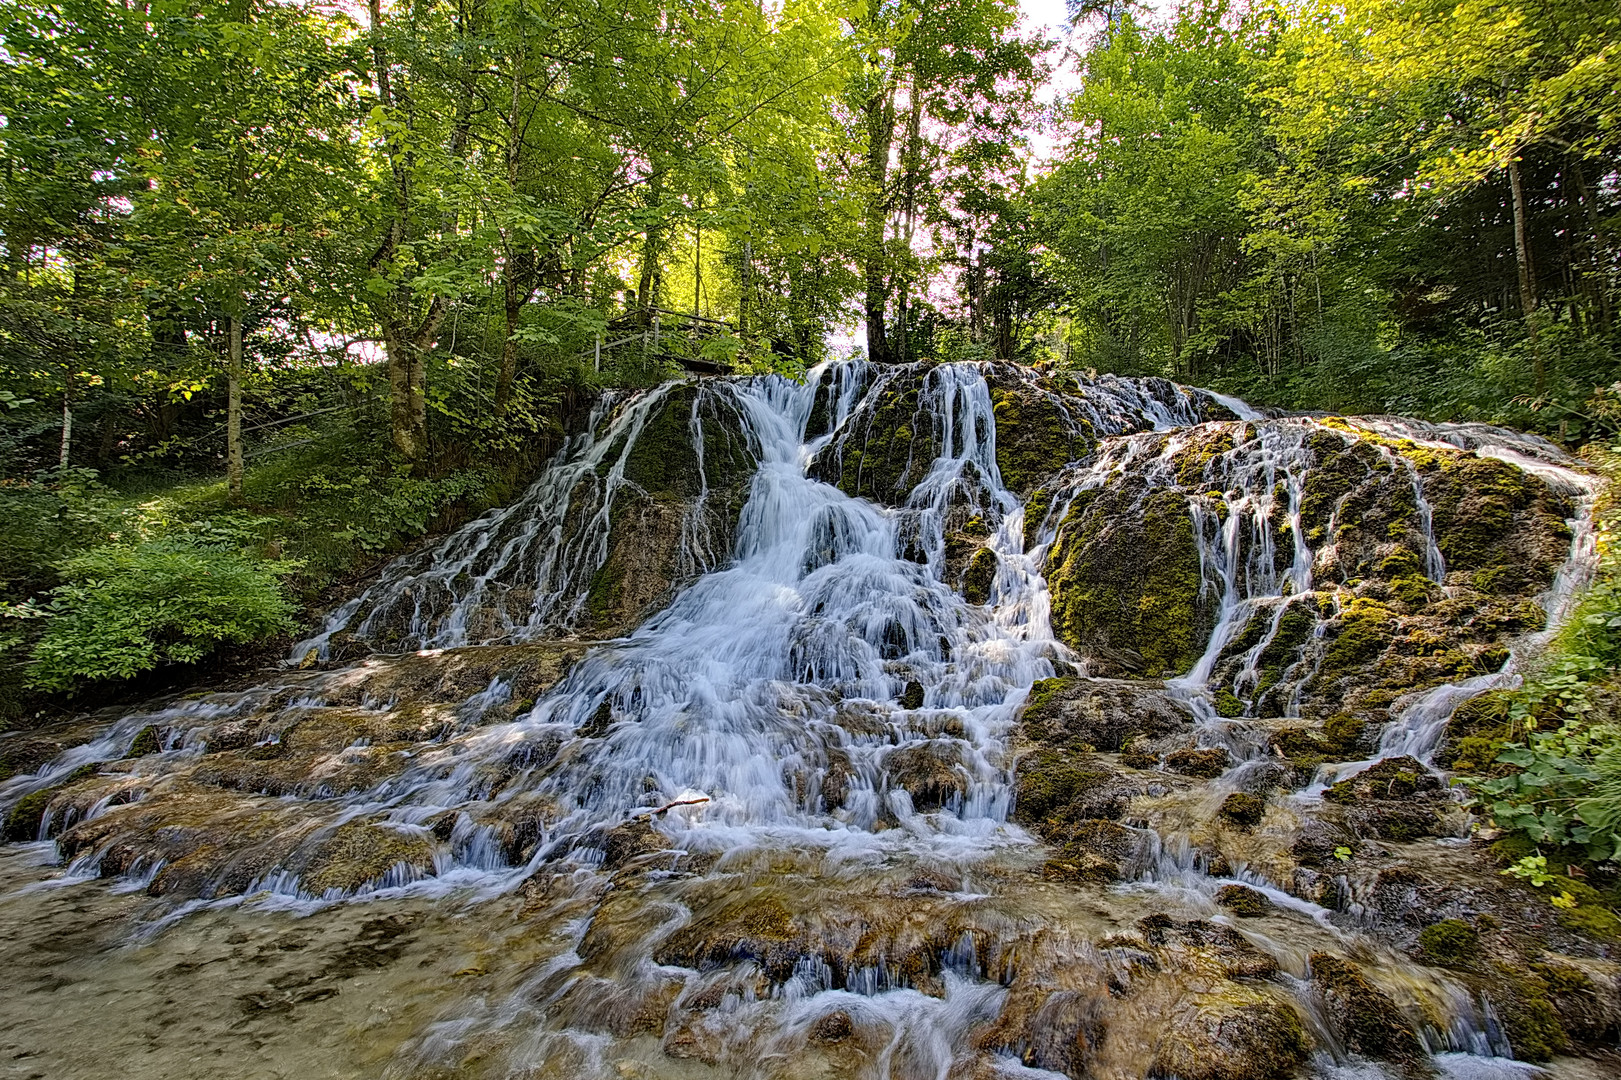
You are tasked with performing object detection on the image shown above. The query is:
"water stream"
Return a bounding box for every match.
[0,361,1611,1080]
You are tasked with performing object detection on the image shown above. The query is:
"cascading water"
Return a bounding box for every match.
[0,361,1611,1080]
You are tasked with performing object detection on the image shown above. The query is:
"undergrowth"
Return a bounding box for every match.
[0,425,512,704]
[1461,447,1621,896]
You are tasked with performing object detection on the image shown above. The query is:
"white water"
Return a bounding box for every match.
[1,361,1609,1080]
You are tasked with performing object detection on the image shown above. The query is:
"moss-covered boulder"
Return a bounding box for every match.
[1219,792,1266,829]
[1045,485,1210,678]
[986,366,1096,497]
[1149,987,1309,1080]
[1310,952,1432,1076]
[884,741,969,811]
[579,384,759,637]
[1165,746,1232,778]
[299,821,436,896]
[808,368,942,504]
[1017,676,1193,753]
[1216,884,1274,917]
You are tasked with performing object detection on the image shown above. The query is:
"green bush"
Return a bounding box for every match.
[0,468,119,596]
[1464,451,1621,866]
[27,540,296,691]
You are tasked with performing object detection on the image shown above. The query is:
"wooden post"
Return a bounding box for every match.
[594,334,601,372]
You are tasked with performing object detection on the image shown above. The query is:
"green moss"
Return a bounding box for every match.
[128,725,161,757]
[1170,428,1236,487]
[1,763,98,842]
[1417,919,1478,966]
[1555,903,1621,942]
[1323,713,1365,755]
[991,383,1093,497]
[583,557,625,626]
[961,547,998,605]
[1023,487,1054,551]
[1309,952,1429,1067]
[1046,484,1208,677]
[1214,689,1245,718]
[813,376,935,503]
[2,789,51,842]
[1012,750,1113,825]
[1219,792,1266,828]
[1022,675,1074,719]
[1488,833,1539,866]
[1319,598,1397,682]
[1491,965,1568,1062]
[1390,574,1435,607]
[1216,883,1273,916]
[1378,549,1424,578]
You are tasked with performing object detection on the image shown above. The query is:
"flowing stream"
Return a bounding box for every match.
[0,361,1612,1080]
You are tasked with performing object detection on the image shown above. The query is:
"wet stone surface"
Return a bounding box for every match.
[1,362,1618,1079]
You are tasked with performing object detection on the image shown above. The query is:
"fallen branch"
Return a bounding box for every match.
[637,796,711,818]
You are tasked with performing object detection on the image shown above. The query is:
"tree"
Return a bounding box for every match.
[839,0,1043,363]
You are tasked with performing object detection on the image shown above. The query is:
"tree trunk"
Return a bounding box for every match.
[862,85,896,364]
[495,251,536,411]
[1506,154,1543,393]
[58,389,72,472]
[227,313,244,500]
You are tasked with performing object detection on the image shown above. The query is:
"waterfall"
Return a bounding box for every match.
[0,361,1607,1080]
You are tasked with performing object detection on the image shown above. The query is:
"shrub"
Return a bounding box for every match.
[1464,450,1621,866]
[27,540,296,691]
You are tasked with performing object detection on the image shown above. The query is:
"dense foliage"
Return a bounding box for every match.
[1013,0,1621,440]
[25,540,297,691]
[1457,450,1621,886]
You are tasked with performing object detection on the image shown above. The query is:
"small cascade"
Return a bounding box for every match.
[294,381,763,658]
[0,361,1610,1080]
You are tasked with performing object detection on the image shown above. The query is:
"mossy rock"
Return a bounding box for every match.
[1319,598,1397,680]
[1045,485,1209,678]
[1219,792,1266,829]
[1416,918,1479,967]
[1149,986,1308,1080]
[1214,689,1245,718]
[884,742,968,811]
[1,763,99,842]
[300,822,436,896]
[2,788,54,843]
[1323,756,1439,804]
[128,725,162,757]
[1554,902,1621,943]
[1023,487,1054,551]
[602,817,666,870]
[1310,952,1430,1073]
[653,893,809,983]
[1434,689,1515,771]
[1216,884,1273,917]
[1164,747,1231,779]
[960,546,998,605]
[1169,427,1238,487]
[620,384,757,499]
[1045,817,1138,880]
[1016,676,1192,754]
[989,377,1094,497]
[1488,962,1570,1062]
[807,370,937,503]
[1012,751,1126,830]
